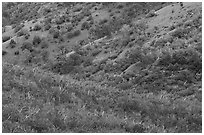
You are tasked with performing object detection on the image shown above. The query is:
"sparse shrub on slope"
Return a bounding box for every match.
[16,29,29,37]
[44,24,51,31]
[89,24,112,40]
[67,30,81,39]
[53,30,60,39]
[55,17,65,25]
[145,10,157,18]
[40,41,49,49]
[32,35,41,47]
[2,50,8,56]
[8,39,16,48]
[41,50,50,62]
[33,24,42,31]
[50,52,82,75]
[2,36,11,43]
[66,24,73,32]
[14,24,24,33]
[21,41,33,51]
[81,21,90,30]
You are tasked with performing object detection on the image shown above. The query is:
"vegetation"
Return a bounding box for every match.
[2,2,202,133]
[32,35,41,47]
[33,24,42,31]
[2,36,11,42]
[67,30,81,39]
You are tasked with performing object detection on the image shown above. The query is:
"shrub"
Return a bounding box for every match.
[21,41,33,51]
[98,19,108,25]
[81,21,90,30]
[2,50,7,56]
[8,39,16,48]
[89,24,112,39]
[41,50,50,62]
[14,24,24,33]
[44,24,51,31]
[24,34,30,40]
[146,10,158,18]
[66,24,73,32]
[170,28,188,38]
[44,18,52,24]
[2,36,11,43]
[17,29,28,37]
[14,51,19,55]
[32,35,41,47]
[55,17,65,25]
[87,16,93,21]
[67,30,81,39]
[33,24,42,31]
[41,41,49,49]
[53,31,60,38]
[117,4,124,9]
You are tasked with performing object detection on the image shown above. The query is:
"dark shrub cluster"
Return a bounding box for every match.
[81,21,90,30]
[8,39,16,48]
[67,30,81,39]
[16,29,28,37]
[2,50,8,56]
[33,24,42,31]
[40,41,49,49]
[44,24,52,31]
[157,48,201,73]
[32,35,41,47]
[145,10,158,18]
[55,17,65,25]
[21,41,33,51]
[2,36,11,43]
[53,31,60,39]
[14,24,24,33]
[41,50,50,62]
[89,24,112,39]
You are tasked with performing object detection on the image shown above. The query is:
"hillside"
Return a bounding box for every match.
[2,2,202,133]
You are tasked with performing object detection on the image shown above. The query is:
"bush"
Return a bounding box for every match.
[21,41,33,51]
[41,50,50,62]
[170,28,188,38]
[44,24,51,31]
[33,24,42,31]
[17,29,28,37]
[67,30,81,39]
[146,10,158,18]
[32,35,41,47]
[2,50,8,56]
[41,41,49,49]
[8,39,16,48]
[14,24,24,33]
[81,21,90,30]
[55,17,65,25]
[89,24,112,39]
[98,19,108,25]
[14,51,20,55]
[66,24,73,32]
[2,36,11,42]
[53,31,60,39]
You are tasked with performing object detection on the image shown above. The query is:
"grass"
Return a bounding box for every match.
[2,61,202,133]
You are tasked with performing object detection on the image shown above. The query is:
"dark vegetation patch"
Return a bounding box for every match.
[2,36,11,42]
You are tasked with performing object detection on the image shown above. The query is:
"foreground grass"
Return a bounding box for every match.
[2,62,201,133]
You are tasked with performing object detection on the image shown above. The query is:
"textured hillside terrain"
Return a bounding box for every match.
[2,2,202,133]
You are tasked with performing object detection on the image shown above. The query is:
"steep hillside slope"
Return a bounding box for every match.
[2,2,202,133]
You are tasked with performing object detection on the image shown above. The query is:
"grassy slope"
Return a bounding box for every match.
[2,2,202,133]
